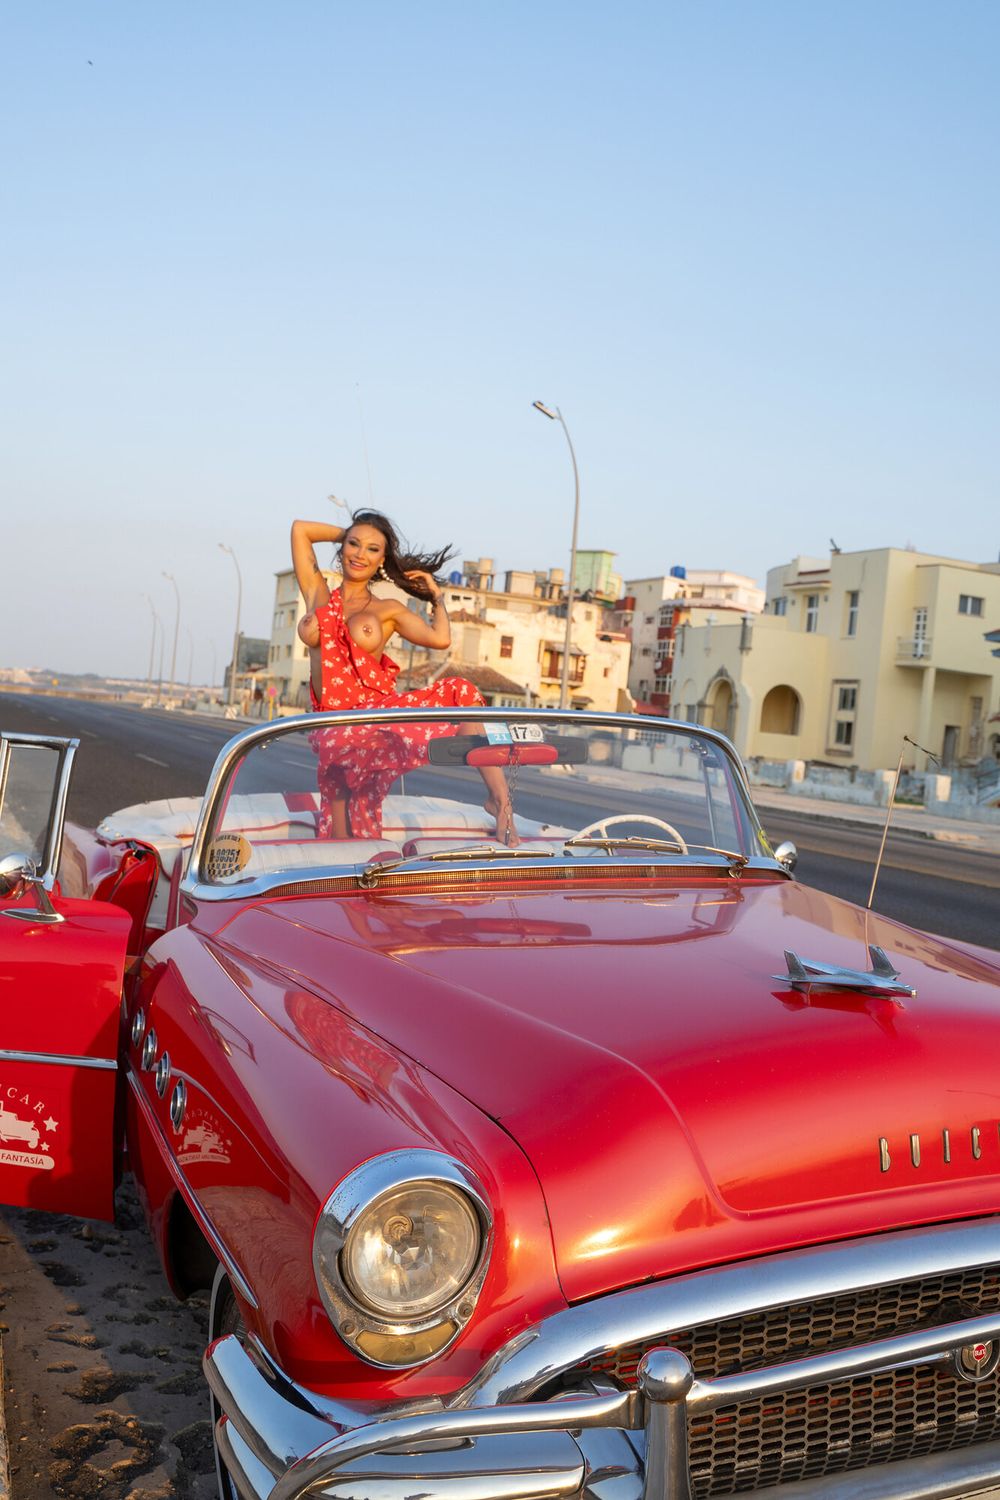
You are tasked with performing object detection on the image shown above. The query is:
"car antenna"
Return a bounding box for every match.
[867,734,939,910]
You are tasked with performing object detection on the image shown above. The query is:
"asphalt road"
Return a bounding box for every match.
[2,691,996,949]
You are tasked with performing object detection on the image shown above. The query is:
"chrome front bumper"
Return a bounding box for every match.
[206,1309,1000,1500]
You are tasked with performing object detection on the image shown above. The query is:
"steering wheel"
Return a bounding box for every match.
[574,813,689,853]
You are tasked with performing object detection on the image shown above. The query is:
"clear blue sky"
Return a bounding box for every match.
[3,1,998,679]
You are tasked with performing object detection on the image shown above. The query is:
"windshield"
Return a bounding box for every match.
[192,710,771,890]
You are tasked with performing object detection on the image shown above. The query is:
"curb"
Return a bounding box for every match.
[754,801,981,843]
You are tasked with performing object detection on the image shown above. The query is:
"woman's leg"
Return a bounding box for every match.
[480,764,518,846]
[317,762,350,840]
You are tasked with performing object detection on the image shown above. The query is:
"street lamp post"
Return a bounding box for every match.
[142,595,160,700]
[219,544,243,707]
[532,401,580,710]
[162,572,180,702]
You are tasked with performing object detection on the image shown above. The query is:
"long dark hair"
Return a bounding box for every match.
[344,509,456,602]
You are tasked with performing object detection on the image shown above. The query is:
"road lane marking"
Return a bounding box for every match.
[137,753,169,767]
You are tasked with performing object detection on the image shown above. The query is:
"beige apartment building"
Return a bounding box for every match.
[617,569,765,713]
[268,558,632,712]
[672,547,1000,770]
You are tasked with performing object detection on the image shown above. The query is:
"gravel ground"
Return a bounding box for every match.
[0,1177,216,1499]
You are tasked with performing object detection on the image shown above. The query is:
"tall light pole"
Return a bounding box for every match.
[219,544,243,707]
[162,572,180,701]
[532,401,580,710]
[142,595,160,699]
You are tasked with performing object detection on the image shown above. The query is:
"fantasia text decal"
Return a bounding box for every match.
[0,1085,59,1173]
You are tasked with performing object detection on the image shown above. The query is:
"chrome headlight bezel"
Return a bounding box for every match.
[312,1150,493,1369]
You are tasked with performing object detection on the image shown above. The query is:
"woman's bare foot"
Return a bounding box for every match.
[485,796,519,847]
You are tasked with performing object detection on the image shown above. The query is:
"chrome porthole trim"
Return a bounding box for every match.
[169,1078,187,1132]
[155,1052,171,1098]
[141,1029,158,1071]
[131,1009,146,1048]
[312,1149,493,1370]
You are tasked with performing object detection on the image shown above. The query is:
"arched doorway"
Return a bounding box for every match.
[704,672,736,737]
[760,684,801,735]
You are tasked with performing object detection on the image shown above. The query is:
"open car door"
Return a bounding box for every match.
[0,733,128,1220]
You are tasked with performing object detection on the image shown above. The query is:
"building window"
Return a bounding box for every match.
[829,679,859,754]
[644,614,655,625]
[805,594,819,633]
[499,635,513,659]
[959,594,984,616]
[772,596,787,617]
[541,648,584,684]
[845,591,859,637]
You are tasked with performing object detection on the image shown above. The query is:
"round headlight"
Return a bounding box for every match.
[341,1180,480,1320]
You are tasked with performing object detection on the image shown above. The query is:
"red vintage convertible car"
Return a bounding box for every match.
[2,707,1000,1500]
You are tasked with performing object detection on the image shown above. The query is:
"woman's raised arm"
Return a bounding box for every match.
[291,519,344,611]
[389,571,452,651]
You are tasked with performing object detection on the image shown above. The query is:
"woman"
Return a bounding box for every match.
[291,511,517,844]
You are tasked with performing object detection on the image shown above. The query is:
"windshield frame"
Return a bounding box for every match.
[179,707,779,902]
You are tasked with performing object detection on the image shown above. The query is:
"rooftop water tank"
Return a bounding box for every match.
[669,565,687,579]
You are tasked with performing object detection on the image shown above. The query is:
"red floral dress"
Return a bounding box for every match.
[308,589,484,839]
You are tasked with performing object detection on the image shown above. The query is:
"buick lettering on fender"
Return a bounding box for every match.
[2,711,1000,1500]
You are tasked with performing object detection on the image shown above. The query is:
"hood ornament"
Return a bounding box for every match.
[775,944,915,999]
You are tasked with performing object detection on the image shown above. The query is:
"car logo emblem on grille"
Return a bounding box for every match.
[953,1339,1000,1382]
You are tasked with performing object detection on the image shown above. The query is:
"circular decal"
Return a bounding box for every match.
[204,833,252,884]
[954,1339,1000,1382]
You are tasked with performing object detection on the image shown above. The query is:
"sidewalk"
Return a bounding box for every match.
[561,761,1000,856]
[750,781,1000,855]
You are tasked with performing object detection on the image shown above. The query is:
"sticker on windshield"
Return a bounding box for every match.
[485,724,513,745]
[509,723,544,743]
[205,833,252,883]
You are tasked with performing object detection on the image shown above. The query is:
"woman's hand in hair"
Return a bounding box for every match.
[404,570,442,602]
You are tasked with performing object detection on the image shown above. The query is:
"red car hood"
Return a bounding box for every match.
[223,878,1000,1301]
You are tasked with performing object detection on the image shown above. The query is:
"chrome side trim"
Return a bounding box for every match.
[457,1216,1000,1407]
[179,707,766,898]
[125,1069,258,1309]
[0,1047,117,1071]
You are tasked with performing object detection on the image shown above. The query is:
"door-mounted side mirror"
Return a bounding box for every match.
[774,841,798,874]
[0,853,64,924]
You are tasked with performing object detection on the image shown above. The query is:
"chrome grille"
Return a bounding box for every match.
[579,1263,1000,1495]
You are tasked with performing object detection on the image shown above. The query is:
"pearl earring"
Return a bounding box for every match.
[377,564,389,581]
